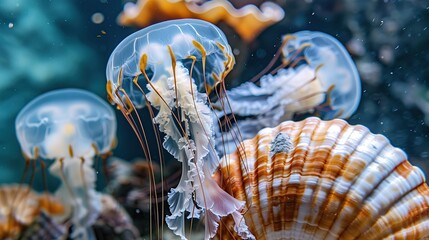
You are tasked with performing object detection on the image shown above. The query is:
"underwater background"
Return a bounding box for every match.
[1,0,429,188]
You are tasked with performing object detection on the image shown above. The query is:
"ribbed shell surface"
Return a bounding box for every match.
[216,117,429,239]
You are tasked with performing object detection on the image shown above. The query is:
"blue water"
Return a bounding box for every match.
[1,0,429,186]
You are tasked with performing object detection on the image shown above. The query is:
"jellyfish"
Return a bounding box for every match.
[118,0,284,43]
[15,88,117,239]
[106,19,252,239]
[213,30,362,155]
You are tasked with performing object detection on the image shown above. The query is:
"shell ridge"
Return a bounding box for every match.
[252,130,270,239]
[358,184,429,239]
[276,121,296,240]
[321,134,392,239]
[305,124,372,239]
[340,160,426,239]
[333,147,407,238]
[243,136,262,239]
[315,126,386,239]
[282,118,317,239]
[291,118,330,239]
[294,119,348,239]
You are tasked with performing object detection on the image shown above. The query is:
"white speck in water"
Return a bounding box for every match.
[233,48,240,55]
[91,12,104,24]
[8,23,13,28]
[136,209,141,214]
[380,121,384,125]
[380,20,384,26]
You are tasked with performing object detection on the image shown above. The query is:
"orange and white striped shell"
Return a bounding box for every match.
[0,185,66,239]
[216,117,429,239]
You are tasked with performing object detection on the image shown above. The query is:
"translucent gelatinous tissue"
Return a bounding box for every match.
[15,88,117,240]
[106,18,233,108]
[214,30,361,156]
[106,19,251,239]
[283,31,361,119]
[16,89,116,159]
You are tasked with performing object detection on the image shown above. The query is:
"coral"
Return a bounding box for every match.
[118,0,284,42]
[0,185,66,239]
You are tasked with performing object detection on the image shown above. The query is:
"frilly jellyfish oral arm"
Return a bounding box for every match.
[106,19,252,239]
[147,62,251,239]
[49,153,100,240]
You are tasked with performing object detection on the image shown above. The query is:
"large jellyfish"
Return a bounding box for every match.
[106,19,252,239]
[213,30,362,155]
[15,88,117,239]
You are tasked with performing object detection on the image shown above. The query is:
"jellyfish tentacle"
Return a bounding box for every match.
[16,88,117,239]
[116,87,162,238]
[249,35,297,83]
[106,19,254,239]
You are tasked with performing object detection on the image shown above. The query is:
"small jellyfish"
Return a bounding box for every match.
[213,30,361,155]
[283,31,361,119]
[106,19,251,239]
[15,88,117,239]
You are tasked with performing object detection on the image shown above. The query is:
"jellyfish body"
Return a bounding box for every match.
[283,31,361,119]
[15,88,117,239]
[106,19,251,239]
[213,30,361,156]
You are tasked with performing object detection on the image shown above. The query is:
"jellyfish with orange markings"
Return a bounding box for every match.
[213,30,362,156]
[15,88,117,239]
[106,19,253,239]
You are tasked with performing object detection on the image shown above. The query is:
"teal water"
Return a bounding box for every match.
[1,0,428,185]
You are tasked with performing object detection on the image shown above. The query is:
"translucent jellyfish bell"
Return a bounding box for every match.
[106,18,234,108]
[16,88,116,160]
[15,88,116,239]
[283,31,361,119]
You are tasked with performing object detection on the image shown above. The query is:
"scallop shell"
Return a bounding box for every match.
[0,185,66,239]
[216,117,429,239]
[18,212,68,240]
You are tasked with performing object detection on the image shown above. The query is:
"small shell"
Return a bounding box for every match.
[92,194,140,240]
[18,212,68,240]
[216,117,429,239]
[0,185,66,239]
